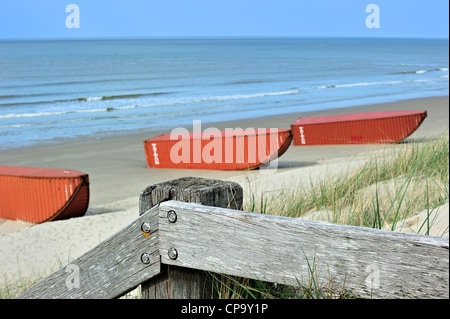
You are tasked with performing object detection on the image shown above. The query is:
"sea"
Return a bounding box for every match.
[0,37,448,150]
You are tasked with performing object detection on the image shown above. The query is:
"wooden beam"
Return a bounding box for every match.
[17,206,161,299]
[157,200,449,299]
[139,177,243,299]
[139,177,243,215]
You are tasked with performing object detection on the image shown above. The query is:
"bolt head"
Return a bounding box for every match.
[141,222,151,233]
[141,253,151,264]
[167,210,177,223]
[168,248,178,260]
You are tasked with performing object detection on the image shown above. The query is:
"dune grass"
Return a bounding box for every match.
[212,134,449,299]
[246,134,449,233]
[208,252,355,299]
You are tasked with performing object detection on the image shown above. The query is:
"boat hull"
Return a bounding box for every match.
[0,166,90,223]
[144,128,292,170]
[291,110,427,146]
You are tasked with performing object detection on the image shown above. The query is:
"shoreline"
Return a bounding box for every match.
[1,95,448,153]
[0,95,448,208]
[0,94,448,289]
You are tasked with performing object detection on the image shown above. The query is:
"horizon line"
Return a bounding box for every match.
[1,35,449,41]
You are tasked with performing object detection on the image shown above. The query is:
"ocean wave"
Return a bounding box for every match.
[402,70,427,74]
[226,79,269,85]
[315,77,444,89]
[317,81,403,89]
[0,88,301,119]
[393,67,449,75]
[0,95,18,100]
[210,89,301,100]
[76,96,103,102]
[0,92,60,100]
[0,123,33,129]
[0,105,137,119]
[76,92,169,102]
[0,75,164,90]
[138,88,301,108]
[0,92,171,108]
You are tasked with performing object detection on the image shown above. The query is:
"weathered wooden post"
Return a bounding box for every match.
[139,177,243,299]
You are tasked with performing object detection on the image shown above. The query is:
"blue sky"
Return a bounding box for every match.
[0,1,448,39]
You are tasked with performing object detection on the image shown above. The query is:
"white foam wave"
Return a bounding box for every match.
[0,89,300,120]
[83,96,103,101]
[0,105,137,119]
[139,89,301,108]
[213,89,301,101]
[0,110,68,119]
[0,123,33,129]
[398,67,448,74]
[317,81,403,89]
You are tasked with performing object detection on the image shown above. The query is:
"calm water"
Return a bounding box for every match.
[0,37,448,150]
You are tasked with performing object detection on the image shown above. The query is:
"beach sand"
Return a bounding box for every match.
[0,95,448,290]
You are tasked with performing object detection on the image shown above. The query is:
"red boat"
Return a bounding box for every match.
[0,166,90,223]
[144,128,292,170]
[291,110,427,146]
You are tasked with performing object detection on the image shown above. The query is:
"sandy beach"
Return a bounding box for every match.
[0,95,449,291]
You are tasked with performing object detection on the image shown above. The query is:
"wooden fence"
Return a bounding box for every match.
[17,177,449,299]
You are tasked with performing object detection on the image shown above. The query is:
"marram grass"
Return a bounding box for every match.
[246,134,449,232]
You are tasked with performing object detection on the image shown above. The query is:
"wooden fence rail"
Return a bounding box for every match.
[17,178,449,299]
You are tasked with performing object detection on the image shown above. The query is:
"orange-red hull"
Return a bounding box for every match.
[291,110,427,145]
[144,128,292,170]
[0,166,90,223]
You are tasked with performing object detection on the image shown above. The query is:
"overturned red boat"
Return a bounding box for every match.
[291,110,427,146]
[144,128,292,170]
[0,166,90,223]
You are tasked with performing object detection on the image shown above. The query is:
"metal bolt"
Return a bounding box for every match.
[141,253,151,264]
[167,210,177,223]
[168,248,178,260]
[141,222,151,234]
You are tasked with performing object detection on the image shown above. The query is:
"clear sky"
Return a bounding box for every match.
[0,0,448,39]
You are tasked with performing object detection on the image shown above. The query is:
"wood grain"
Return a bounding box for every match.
[139,177,243,216]
[17,206,161,299]
[157,200,449,299]
[139,177,243,299]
